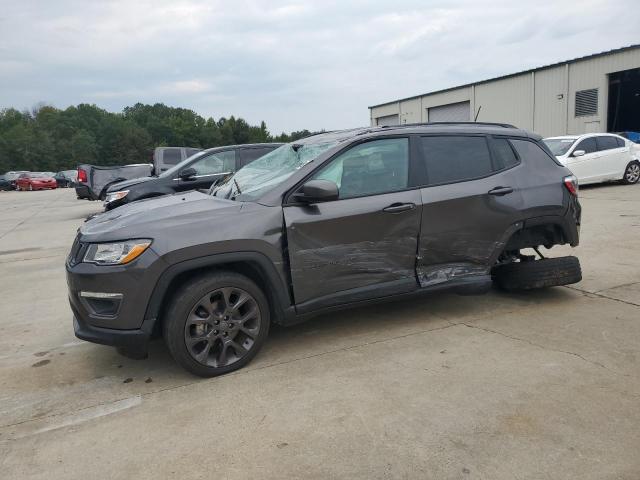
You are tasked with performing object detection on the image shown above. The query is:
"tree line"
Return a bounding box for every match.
[0,103,316,173]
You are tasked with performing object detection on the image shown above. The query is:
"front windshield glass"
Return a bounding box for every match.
[544,138,576,156]
[159,151,208,178]
[212,141,338,201]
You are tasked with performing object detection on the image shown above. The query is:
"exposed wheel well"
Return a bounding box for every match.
[503,223,568,252]
[152,261,285,338]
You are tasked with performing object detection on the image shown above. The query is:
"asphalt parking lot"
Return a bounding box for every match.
[1,185,639,479]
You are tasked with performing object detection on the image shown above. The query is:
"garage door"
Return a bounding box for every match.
[376,114,400,126]
[428,101,470,122]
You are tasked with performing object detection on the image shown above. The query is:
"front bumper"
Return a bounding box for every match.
[66,241,167,355]
[73,314,155,357]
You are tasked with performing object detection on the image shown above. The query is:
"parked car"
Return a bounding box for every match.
[54,170,78,188]
[67,123,582,377]
[16,172,57,190]
[104,143,282,210]
[152,147,202,175]
[75,163,154,201]
[0,175,12,191]
[544,133,639,185]
[3,171,29,190]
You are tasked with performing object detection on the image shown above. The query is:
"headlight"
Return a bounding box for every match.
[105,190,129,204]
[83,239,152,265]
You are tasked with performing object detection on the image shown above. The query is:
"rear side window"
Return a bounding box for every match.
[492,138,519,170]
[596,136,619,151]
[510,139,560,166]
[574,137,597,154]
[420,136,493,185]
[162,148,182,165]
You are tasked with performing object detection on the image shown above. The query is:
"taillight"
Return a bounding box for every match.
[563,175,578,196]
[77,168,87,183]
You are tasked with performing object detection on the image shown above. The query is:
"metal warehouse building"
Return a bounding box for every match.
[369,44,640,138]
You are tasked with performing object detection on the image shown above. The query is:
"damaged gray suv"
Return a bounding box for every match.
[66,123,582,377]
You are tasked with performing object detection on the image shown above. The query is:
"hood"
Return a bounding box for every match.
[80,190,242,241]
[108,176,156,191]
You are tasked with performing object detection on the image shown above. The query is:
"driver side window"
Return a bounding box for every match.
[312,138,409,199]
[191,151,236,176]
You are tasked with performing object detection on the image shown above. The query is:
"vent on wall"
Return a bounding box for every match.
[575,88,598,117]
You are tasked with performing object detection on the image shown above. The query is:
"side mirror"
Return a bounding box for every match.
[572,150,585,157]
[179,167,197,180]
[294,179,339,203]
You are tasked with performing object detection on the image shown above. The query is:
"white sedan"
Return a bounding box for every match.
[544,133,639,185]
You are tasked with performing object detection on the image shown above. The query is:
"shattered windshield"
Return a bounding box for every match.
[211,141,338,201]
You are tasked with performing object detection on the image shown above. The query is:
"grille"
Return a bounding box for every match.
[575,88,598,117]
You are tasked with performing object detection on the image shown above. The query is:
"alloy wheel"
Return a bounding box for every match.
[625,163,640,184]
[184,287,261,368]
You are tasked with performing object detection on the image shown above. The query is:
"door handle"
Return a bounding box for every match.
[488,186,514,196]
[383,202,416,213]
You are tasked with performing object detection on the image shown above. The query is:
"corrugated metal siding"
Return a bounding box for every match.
[474,74,534,129]
[370,46,640,136]
[567,48,640,134]
[533,65,567,138]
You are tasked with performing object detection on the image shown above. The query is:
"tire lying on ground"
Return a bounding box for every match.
[492,256,582,291]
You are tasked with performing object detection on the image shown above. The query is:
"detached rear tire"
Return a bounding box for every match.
[163,271,270,377]
[492,256,581,291]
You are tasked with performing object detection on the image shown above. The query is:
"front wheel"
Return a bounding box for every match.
[163,271,270,377]
[622,161,640,185]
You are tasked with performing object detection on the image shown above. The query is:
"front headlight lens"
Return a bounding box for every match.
[105,190,129,204]
[84,240,152,265]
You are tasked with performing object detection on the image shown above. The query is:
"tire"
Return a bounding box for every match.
[621,161,640,185]
[492,256,582,291]
[163,271,270,377]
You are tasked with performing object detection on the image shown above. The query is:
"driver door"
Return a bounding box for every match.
[283,137,421,312]
[567,137,600,183]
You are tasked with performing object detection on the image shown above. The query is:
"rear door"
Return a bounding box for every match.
[566,137,600,183]
[417,135,524,286]
[284,137,421,311]
[174,150,237,192]
[595,135,628,181]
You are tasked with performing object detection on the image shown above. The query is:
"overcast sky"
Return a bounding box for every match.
[0,0,637,133]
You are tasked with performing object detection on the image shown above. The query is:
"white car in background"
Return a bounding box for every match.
[544,133,639,185]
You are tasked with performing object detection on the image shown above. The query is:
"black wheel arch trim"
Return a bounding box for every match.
[144,251,294,327]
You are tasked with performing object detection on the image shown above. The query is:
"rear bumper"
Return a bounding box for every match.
[75,184,97,200]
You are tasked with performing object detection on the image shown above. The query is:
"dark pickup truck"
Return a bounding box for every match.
[75,163,154,201]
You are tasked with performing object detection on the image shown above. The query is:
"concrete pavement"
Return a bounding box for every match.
[0,185,639,479]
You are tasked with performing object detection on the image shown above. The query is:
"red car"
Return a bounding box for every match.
[15,172,58,191]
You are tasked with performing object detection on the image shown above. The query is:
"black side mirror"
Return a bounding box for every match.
[294,179,339,203]
[179,167,197,181]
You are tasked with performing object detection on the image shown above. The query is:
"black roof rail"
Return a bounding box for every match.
[377,121,517,129]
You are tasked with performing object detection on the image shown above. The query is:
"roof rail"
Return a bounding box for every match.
[378,121,517,129]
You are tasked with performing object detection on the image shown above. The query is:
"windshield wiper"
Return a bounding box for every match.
[233,178,242,194]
